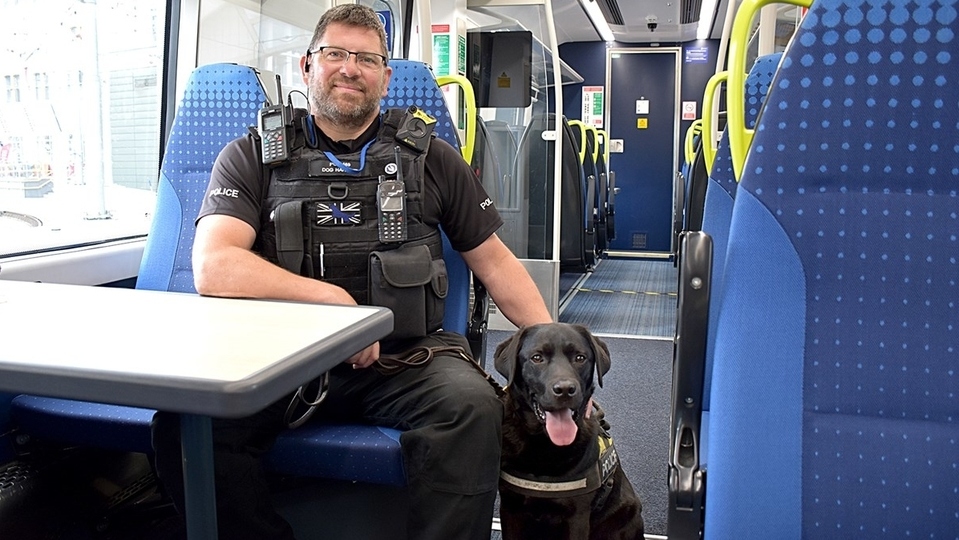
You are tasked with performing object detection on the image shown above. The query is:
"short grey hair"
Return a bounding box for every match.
[308,4,389,58]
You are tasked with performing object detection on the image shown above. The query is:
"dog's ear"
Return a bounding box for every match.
[494,326,528,388]
[574,324,611,387]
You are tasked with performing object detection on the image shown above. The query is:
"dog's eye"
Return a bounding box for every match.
[573,354,587,364]
[529,353,544,363]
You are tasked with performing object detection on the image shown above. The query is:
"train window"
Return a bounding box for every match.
[0,0,167,258]
[362,0,404,59]
[195,1,403,107]
[196,0,335,101]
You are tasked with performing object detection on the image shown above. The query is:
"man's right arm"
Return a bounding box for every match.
[193,135,355,304]
[191,214,352,304]
[192,203,379,366]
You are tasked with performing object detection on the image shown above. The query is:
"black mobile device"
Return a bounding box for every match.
[259,75,289,164]
[377,148,408,243]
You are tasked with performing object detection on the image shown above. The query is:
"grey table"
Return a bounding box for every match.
[0,280,392,538]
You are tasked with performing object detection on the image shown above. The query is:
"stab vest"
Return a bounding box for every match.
[254,108,444,311]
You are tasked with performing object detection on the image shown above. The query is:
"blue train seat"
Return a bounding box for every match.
[12,62,275,465]
[383,60,461,150]
[704,0,959,537]
[567,121,596,261]
[701,52,782,429]
[667,51,781,538]
[11,60,482,490]
[569,122,598,270]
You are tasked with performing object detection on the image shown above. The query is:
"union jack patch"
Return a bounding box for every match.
[315,201,362,225]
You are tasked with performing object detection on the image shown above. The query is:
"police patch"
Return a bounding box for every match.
[315,201,361,225]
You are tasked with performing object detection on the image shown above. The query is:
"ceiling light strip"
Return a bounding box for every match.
[697,0,719,39]
[578,0,616,42]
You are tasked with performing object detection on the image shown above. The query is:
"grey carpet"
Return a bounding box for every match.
[559,259,678,338]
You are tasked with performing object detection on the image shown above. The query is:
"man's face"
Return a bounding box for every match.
[302,22,392,132]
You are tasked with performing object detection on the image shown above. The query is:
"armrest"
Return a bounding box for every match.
[667,231,712,539]
[467,279,489,369]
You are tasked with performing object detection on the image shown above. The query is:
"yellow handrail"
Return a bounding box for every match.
[587,125,600,165]
[597,128,611,167]
[728,0,813,180]
[684,118,703,166]
[701,71,727,172]
[436,74,477,165]
[567,119,587,164]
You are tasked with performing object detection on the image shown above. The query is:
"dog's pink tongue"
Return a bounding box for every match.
[545,409,578,446]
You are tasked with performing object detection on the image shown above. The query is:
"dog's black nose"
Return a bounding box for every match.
[552,380,578,398]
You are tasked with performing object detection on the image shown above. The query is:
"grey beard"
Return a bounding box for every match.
[312,94,377,132]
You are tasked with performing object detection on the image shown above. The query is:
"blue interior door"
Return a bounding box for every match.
[607,49,679,253]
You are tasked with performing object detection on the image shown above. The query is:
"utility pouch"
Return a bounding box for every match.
[370,244,448,340]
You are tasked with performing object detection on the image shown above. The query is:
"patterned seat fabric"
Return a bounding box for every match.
[700,52,782,438]
[667,52,784,538]
[705,1,959,537]
[137,63,266,293]
[383,60,461,151]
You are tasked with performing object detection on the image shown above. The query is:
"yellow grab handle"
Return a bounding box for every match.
[436,74,477,165]
[702,71,727,172]
[567,119,587,164]
[728,0,813,180]
[684,119,703,166]
[586,125,600,165]
[597,129,611,166]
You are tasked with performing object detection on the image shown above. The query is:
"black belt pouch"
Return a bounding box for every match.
[370,244,448,340]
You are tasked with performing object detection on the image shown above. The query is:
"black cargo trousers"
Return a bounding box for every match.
[152,331,502,540]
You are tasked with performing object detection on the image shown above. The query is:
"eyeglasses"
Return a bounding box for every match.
[308,46,388,70]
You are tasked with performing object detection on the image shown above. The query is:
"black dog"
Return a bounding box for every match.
[494,322,644,540]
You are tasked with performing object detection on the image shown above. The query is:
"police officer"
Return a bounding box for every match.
[151,5,551,540]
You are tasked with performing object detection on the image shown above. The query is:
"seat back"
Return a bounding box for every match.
[585,125,607,256]
[701,52,782,407]
[705,0,959,537]
[382,60,462,153]
[667,51,782,538]
[682,129,711,234]
[596,129,615,242]
[472,117,501,202]
[137,63,268,293]
[563,119,595,271]
[680,120,705,235]
[673,168,686,262]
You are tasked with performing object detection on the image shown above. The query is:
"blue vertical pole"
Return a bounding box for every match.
[180,413,218,539]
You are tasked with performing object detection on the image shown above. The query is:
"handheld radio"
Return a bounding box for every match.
[258,74,290,165]
[377,147,408,243]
